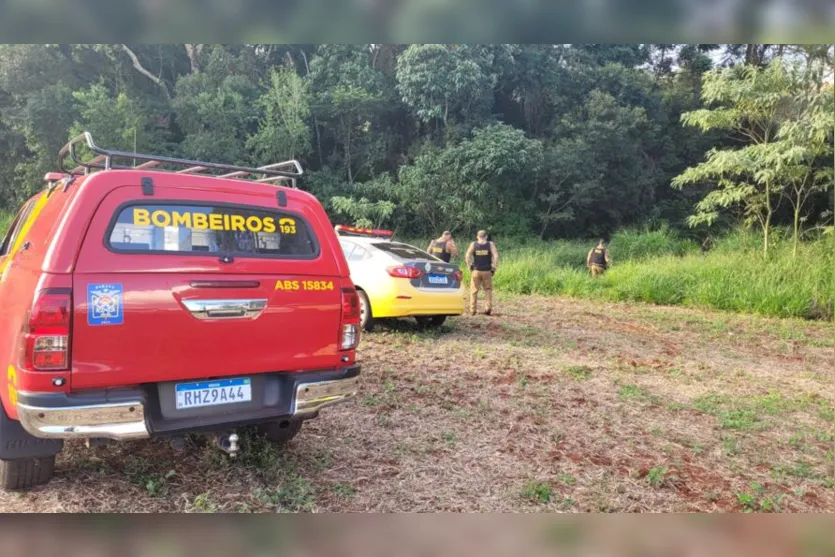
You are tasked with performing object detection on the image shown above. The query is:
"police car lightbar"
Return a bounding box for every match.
[334,225,394,239]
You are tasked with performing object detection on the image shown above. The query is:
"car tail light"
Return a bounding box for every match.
[387,266,423,279]
[453,270,463,281]
[340,287,360,351]
[21,289,72,371]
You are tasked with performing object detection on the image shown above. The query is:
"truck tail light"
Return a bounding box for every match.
[340,287,360,351]
[340,324,359,351]
[453,270,463,281]
[21,289,72,371]
[341,288,360,322]
[387,266,423,279]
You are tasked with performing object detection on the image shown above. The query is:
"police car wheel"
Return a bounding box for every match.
[259,420,302,446]
[416,315,446,329]
[358,290,374,332]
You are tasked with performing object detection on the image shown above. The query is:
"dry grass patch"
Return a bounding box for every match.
[0,294,831,512]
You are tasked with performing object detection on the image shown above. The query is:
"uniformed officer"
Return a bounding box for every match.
[465,230,499,315]
[701,235,714,253]
[586,239,611,277]
[427,231,458,262]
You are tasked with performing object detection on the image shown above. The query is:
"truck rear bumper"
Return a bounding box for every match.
[16,365,360,441]
[17,399,149,440]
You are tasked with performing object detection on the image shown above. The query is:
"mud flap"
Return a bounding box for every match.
[0,405,63,460]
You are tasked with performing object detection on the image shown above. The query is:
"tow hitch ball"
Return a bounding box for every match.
[216,433,240,458]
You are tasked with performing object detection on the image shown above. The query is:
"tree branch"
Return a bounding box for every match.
[300,49,311,75]
[184,44,203,73]
[121,44,171,98]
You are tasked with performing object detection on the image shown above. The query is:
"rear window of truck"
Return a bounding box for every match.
[107,203,318,258]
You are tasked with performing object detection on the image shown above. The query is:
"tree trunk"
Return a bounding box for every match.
[762,180,772,258]
[793,198,801,258]
[443,97,449,127]
[539,216,550,240]
[300,49,311,75]
[344,121,353,184]
[314,116,323,168]
[121,45,171,99]
[745,44,755,65]
[184,44,203,73]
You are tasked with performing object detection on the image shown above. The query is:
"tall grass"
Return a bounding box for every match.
[0,210,11,237]
[413,229,831,321]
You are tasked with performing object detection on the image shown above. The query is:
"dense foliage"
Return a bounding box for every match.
[0,44,831,244]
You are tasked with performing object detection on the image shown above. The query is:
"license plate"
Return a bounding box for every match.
[175,378,252,410]
[427,274,449,285]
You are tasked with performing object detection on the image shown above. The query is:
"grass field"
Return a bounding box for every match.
[416,229,833,321]
[1,294,831,512]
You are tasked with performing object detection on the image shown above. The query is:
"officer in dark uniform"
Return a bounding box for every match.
[465,230,499,315]
[427,231,458,262]
[586,239,611,277]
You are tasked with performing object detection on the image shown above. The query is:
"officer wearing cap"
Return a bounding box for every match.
[427,231,458,263]
[465,230,499,316]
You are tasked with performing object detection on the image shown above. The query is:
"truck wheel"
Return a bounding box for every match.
[259,420,302,447]
[358,290,374,332]
[416,315,447,329]
[0,456,55,491]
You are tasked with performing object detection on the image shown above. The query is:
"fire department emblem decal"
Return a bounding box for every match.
[87,283,124,326]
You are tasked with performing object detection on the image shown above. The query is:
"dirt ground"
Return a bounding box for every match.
[1,294,832,512]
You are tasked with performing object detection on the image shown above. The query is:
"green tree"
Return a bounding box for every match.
[330,176,398,229]
[0,42,829,250]
[70,84,158,157]
[172,48,261,164]
[776,83,834,255]
[309,45,390,184]
[549,87,657,237]
[536,140,583,239]
[672,61,803,257]
[248,67,312,164]
[397,124,543,235]
[395,44,495,130]
[498,44,565,138]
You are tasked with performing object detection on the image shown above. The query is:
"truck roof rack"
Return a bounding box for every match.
[58,132,303,188]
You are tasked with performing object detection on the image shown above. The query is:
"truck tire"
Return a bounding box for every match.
[416,315,447,329]
[358,290,375,332]
[259,420,302,447]
[0,456,55,491]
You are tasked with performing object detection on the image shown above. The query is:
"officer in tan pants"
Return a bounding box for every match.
[465,230,499,316]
